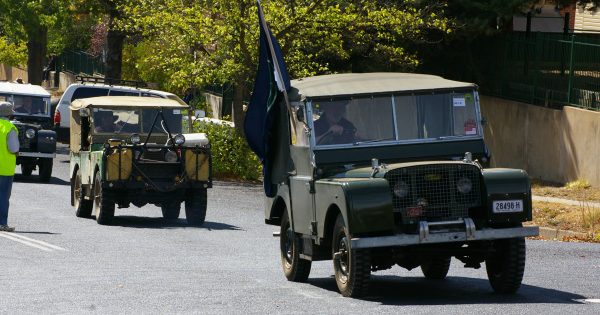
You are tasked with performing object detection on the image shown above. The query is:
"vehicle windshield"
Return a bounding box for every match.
[311,91,480,147]
[0,94,50,117]
[92,107,183,134]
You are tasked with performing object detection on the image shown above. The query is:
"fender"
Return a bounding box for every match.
[482,168,532,224]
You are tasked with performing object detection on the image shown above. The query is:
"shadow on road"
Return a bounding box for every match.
[103,216,242,231]
[13,174,70,186]
[13,231,61,235]
[308,275,586,305]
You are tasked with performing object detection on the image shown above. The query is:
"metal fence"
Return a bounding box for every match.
[55,50,104,76]
[425,32,600,111]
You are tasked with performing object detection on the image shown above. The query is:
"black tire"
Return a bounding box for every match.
[161,201,181,220]
[185,188,207,226]
[39,158,53,182]
[486,237,526,294]
[21,164,34,176]
[93,171,114,225]
[73,169,92,218]
[280,210,311,282]
[421,256,451,280]
[332,214,371,297]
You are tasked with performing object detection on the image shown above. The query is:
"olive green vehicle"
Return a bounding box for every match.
[264,73,539,297]
[69,96,212,226]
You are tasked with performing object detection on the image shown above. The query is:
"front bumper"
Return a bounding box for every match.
[18,152,56,159]
[351,218,539,249]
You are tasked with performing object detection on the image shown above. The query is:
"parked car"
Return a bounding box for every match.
[0,82,56,181]
[262,73,539,297]
[69,96,212,225]
[54,76,186,143]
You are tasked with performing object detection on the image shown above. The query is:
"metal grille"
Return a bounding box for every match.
[134,163,181,179]
[15,125,32,150]
[385,163,482,224]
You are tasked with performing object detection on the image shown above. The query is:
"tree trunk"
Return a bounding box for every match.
[105,28,125,82]
[26,27,47,85]
[232,82,247,137]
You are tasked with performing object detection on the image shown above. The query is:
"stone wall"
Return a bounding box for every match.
[0,64,28,83]
[481,96,600,187]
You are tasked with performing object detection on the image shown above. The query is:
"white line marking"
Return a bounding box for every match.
[0,232,53,252]
[585,299,600,304]
[6,233,66,251]
[0,232,66,252]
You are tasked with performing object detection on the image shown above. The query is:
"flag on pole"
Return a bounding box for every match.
[244,0,291,197]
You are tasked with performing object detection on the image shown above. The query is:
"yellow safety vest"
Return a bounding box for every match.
[0,119,18,176]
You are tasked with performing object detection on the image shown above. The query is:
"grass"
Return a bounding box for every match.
[532,200,600,242]
[531,179,600,202]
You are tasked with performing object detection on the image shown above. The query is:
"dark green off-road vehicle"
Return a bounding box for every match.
[264,73,539,297]
[69,96,211,225]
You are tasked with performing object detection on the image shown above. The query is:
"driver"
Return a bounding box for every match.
[314,101,358,145]
[94,111,117,133]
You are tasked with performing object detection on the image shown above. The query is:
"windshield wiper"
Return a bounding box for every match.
[353,137,395,145]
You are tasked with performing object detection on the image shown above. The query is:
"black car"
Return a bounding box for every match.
[0,82,56,182]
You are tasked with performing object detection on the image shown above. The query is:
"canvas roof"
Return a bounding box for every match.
[70,96,189,110]
[288,73,477,100]
[0,82,51,97]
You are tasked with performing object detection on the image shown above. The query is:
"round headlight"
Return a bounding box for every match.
[129,133,141,144]
[25,128,36,139]
[393,180,409,198]
[164,150,178,162]
[174,134,185,146]
[457,177,473,194]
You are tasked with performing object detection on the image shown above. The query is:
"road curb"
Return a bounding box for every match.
[538,226,588,240]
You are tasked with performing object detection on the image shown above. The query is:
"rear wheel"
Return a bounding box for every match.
[21,164,34,176]
[421,256,451,280]
[280,210,311,282]
[73,169,92,218]
[486,237,526,294]
[332,214,371,297]
[39,158,53,182]
[161,201,181,220]
[185,188,207,226]
[93,171,114,225]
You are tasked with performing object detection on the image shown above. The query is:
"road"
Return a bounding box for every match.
[1,145,599,314]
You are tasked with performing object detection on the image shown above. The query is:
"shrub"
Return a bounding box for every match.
[195,120,262,181]
[565,179,591,190]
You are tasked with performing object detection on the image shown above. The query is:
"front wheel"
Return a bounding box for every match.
[21,164,34,176]
[486,237,526,294]
[185,188,207,226]
[39,158,53,182]
[161,201,181,220]
[332,214,371,297]
[280,210,311,282]
[93,171,114,225]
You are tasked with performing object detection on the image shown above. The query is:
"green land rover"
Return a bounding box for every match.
[264,73,539,297]
[69,96,212,226]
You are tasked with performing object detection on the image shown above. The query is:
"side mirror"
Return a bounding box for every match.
[296,106,305,122]
[79,108,90,117]
[480,117,487,126]
[194,109,205,119]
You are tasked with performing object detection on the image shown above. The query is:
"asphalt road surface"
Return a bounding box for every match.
[1,145,599,314]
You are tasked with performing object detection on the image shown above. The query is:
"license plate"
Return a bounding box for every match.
[493,200,524,213]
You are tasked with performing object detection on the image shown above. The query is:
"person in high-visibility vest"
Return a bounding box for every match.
[0,101,19,232]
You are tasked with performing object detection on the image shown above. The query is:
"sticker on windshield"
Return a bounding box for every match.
[453,98,466,107]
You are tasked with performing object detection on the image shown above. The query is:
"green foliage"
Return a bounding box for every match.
[195,120,262,181]
[0,36,26,66]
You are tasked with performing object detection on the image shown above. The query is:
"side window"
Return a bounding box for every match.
[72,87,109,101]
[109,90,140,97]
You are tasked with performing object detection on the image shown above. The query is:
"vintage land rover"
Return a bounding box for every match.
[0,82,56,181]
[263,73,539,297]
[69,96,211,225]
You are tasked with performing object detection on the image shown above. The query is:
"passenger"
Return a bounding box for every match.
[94,112,117,133]
[314,101,359,145]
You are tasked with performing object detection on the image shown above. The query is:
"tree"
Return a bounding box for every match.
[0,0,67,84]
[120,0,450,135]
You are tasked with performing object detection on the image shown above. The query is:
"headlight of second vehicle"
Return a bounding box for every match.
[164,150,178,162]
[456,177,473,194]
[25,128,36,139]
[174,134,185,146]
[129,133,141,144]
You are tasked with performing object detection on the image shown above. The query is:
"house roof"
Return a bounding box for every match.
[288,73,477,100]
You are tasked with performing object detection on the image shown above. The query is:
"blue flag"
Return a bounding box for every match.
[244,0,291,197]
